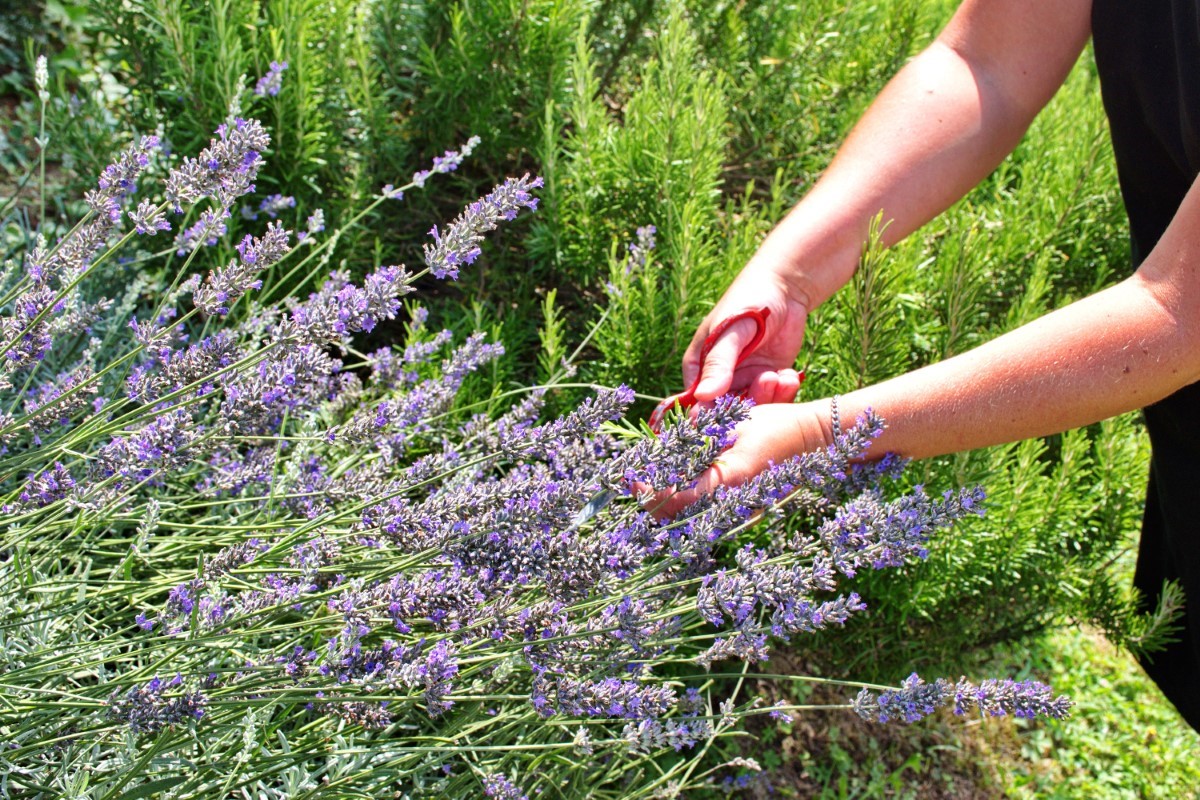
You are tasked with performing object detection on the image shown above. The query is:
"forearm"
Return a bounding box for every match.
[827,275,1200,460]
[755,1,1091,311]
[757,47,1020,307]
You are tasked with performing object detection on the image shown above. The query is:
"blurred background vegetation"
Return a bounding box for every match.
[2,0,1197,795]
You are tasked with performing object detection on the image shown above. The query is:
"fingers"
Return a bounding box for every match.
[775,369,802,403]
[648,458,732,521]
[692,317,758,402]
[745,368,802,405]
[746,372,779,405]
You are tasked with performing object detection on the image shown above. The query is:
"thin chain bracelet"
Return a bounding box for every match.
[830,395,841,439]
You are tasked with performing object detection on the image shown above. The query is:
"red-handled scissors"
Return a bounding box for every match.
[648,307,801,432]
[570,307,798,529]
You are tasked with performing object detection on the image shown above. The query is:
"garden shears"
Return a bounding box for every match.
[647,306,784,432]
[571,306,790,528]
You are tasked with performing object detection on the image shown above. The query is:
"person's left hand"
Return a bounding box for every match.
[643,400,832,520]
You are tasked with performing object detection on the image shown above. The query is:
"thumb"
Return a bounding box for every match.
[692,317,758,402]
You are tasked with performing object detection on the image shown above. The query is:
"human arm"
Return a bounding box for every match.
[686,0,1094,402]
[656,173,1200,516]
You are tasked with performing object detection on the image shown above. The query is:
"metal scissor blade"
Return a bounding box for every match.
[570,489,619,529]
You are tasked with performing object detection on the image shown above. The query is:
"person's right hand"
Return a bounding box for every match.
[684,264,810,405]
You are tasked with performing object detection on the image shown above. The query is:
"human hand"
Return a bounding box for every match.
[646,400,832,520]
[684,265,810,405]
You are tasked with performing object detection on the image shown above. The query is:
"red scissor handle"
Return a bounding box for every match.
[649,307,785,432]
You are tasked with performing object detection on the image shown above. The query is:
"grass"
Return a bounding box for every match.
[1000,628,1200,799]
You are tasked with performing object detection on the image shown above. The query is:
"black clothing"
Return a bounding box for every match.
[1093,0,1200,731]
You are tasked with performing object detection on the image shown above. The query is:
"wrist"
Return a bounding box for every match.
[786,399,837,453]
[747,224,860,312]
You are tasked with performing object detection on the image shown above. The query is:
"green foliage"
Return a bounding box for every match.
[811,215,917,392]
[536,287,566,385]
[1002,628,1200,799]
[407,0,585,167]
[684,0,944,204]
[534,7,733,396]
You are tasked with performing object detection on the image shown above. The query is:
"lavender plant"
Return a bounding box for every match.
[0,65,1069,800]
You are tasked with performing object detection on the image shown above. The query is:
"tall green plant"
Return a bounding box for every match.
[533,7,731,395]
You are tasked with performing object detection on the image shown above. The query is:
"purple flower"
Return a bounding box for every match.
[367,329,453,389]
[499,385,635,459]
[165,118,270,212]
[254,60,288,97]
[279,266,413,345]
[96,135,160,202]
[24,365,97,430]
[411,135,481,188]
[627,224,657,272]
[14,462,75,509]
[538,675,677,720]
[131,199,171,235]
[203,538,271,580]
[193,221,291,315]
[173,207,231,255]
[952,677,1074,720]
[19,136,159,288]
[482,773,528,800]
[852,673,1072,724]
[605,395,750,491]
[127,331,241,404]
[258,194,296,218]
[106,676,207,734]
[423,174,543,279]
[1,287,61,369]
[329,333,503,446]
[296,209,325,244]
[621,694,715,754]
[216,343,343,436]
[91,407,204,489]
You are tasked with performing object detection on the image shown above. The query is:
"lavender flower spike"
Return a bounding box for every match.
[627,224,657,271]
[281,265,413,345]
[96,135,161,205]
[482,773,529,800]
[131,199,171,236]
[35,54,49,102]
[258,194,296,219]
[852,672,1072,724]
[411,135,482,188]
[423,174,542,280]
[106,676,208,734]
[194,221,291,315]
[174,207,230,255]
[254,61,289,97]
[1,287,61,368]
[165,118,270,211]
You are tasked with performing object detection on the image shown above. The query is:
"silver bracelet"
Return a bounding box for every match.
[830,395,841,438]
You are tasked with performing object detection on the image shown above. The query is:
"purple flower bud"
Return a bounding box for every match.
[423,174,542,280]
[254,61,288,97]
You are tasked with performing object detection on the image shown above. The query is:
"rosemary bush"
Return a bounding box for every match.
[519,1,1167,686]
[0,57,1073,798]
